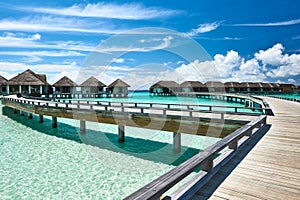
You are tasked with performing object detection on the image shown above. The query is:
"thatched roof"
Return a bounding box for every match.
[180,81,205,88]
[259,82,272,88]
[150,81,180,89]
[80,76,106,87]
[280,83,296,88]
[224,82,241,88]
[205,81,224,88]
[270,83,280,88]
[6,69,49,86]
[247,82,261,88]
[0,75,7,85]
[53,76,78,87]
[108,79,130,88]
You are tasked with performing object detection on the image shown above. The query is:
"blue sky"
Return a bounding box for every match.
[0,0,299,89]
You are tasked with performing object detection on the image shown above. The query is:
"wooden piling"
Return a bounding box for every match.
[28,113,33,119]
[173,132,181,153]
[52,116,57,128]
[39,115,44,123]
[118,125,125,142]
[80,120,86,134]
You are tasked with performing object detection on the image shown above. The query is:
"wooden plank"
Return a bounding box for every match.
[191,97,300,200]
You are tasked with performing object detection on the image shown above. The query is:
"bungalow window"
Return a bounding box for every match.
[1,86,6,93]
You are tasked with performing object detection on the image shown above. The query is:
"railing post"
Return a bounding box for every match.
[202,156,213,173]
[229,140,238,151]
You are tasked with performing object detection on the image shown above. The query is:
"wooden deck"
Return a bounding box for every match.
[193,97,300,199]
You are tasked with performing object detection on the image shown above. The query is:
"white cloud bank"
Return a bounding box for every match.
[174,43,299,83]
[0,43,299,89]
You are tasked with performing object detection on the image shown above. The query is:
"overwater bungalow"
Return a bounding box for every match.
[259,82,272,92]
[52,76,77,94]
[150,81,181,96]
[279,83,296,93]
[270,83,281,92]
[80,76,106,95]
[107,79,130,98]
[180,81,208,93]
[0,75,7,95]
[238,82,260,93]
[224,82,241,93]
[6,69,50,96]
[205,81,225,93]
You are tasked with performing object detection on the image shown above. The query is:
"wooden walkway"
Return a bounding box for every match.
[193,97,300,199]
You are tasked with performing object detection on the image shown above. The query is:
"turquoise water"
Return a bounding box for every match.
[0,98,223,199]
[65,92,263,114]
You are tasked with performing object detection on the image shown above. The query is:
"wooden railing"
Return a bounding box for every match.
[265,95,300,103]
[1,96,272,117]
[124,115,267,200]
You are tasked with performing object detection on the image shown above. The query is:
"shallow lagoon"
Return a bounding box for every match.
[0,93,251,199]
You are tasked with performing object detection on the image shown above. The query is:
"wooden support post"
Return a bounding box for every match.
[28,113,33,119]
[245,129,252,137]
[39,115,44,123]
[202,156,213,173]
[229,140,238,150]
[173,132,181,153]
[118,125,125,142]
[80,120,86,134]
[221,113,224,120]
[52,116,57,128]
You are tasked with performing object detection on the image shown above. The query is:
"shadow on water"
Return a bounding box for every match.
[2,106,202,166]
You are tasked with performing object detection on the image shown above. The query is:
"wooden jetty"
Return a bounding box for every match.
[198,97,300,200]
[124,97,299,200]
[1,94,269,154]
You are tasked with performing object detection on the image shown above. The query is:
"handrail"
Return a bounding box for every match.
[265,95,300,103]
[2,96,266,116]
[123,115,267,200]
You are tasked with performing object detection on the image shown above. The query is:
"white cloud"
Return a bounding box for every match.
[30,33,41,40]
[256,43,300,78]
[0,50,85,57]
[233,19,300,26]
[111,58,125,63]
[186,21,221,37]
[213,50,241,78]
[0,16,122,34]
[288,78,296,83]
[255,43,288,66]
[0,61,81,84]
[95,36,173,53]
[0,33,95,51]
[16,3,180,20]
